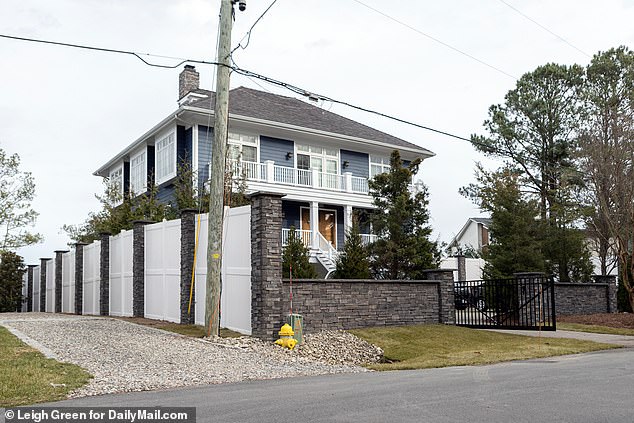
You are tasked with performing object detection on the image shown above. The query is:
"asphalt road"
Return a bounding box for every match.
[48,348,633,423]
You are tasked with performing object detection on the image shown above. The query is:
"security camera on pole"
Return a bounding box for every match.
[206,0,246,337]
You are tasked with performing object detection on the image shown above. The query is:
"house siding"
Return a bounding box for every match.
[336,206,344,250]
[341,150,369,178]
[147,145,155,187]
[198,125,213,190]
[156,183,175,205]
[123,162,130,196]
[260,136,294,167]
[177,125,193,166]
[282,200,307,230]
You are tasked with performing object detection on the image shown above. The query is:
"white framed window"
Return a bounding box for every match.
[109,166,123,200]
[130,150,146,196]
[155,132,176,184]
[370,155,391,178]
[296,144,339,174]
[227,132,258,163]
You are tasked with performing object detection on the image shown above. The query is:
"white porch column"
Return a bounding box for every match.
[344,205,353,239]
[311,168,319,189]
[310,201,319,250]
[344,172,353,193]
[265,160,275,183]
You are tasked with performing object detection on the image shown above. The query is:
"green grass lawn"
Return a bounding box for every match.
[557,322,634,336]
[351,324,619,371]
[0,326,91,406]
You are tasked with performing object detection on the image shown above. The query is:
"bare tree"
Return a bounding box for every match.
[578,46,634,307]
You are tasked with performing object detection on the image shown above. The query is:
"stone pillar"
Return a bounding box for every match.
[27,265,36,312]
[249,192,285,340]
[421,269,455,324]
[99,233,111,316]
[456,255,466,282]
[180,209,198,324]
[594,275,617,313]
[74,242,87,315]
[133,220,154,318]
[39,258,50,312]
[54,251,67,313]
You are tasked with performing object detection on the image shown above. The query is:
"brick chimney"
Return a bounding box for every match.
[179,65,200,100]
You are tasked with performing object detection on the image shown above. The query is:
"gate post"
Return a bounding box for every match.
[54,251,67,313]
[74,242,88,315]
[132,220,154,318]
[421,269,455,324]
[594,275,617,313]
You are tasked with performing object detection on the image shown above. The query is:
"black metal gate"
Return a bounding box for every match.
[454,275,556,330]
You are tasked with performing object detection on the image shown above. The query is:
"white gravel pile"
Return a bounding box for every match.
[0,314,379,399]
[216,330,384,366]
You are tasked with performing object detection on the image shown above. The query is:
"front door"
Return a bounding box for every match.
[300,208,337,248]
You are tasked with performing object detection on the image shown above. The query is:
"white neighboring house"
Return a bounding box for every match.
[447,217,491,256]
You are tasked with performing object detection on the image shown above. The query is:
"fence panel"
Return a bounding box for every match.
[45,260,55,312]
[194,206,251,334]
[82,241,101,315]
[22,272,28,312]
[62,251,75,313]
[145,220,181,323]
[110,230,134,317]
[32,266,40,312]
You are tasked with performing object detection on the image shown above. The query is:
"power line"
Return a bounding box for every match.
[231,0,279,54]
[349,0,517,80]
[498,0,591,58]
[1,32,475,145]
[0,33,220,69]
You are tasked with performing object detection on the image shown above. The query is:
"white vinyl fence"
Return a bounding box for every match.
[62,250,75,313]
[22,208,252,333]
[145,220,181,323]
[32,266,40,312]
[83,241,101,315]
[45,260,55,312]
[110,229,133,317]
[193,206,252,334]
[21,272,28,312]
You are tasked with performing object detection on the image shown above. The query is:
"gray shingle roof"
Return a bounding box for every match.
[187,87,432,154]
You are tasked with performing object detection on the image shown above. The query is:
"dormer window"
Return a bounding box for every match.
[156,131,176,185]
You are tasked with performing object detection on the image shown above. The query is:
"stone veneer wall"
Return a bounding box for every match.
[555,280,616,316]
[39,258,49,312]
[133,220,153,318]
[180,209,197,324]
[74,243,87,315]
[99,233,110,316]
[281,279,451,332]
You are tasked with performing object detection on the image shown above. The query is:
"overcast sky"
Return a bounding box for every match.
[2,0,634,264]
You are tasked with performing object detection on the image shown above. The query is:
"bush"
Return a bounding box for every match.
[0,251,25,312]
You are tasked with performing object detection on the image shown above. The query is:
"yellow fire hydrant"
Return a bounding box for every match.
[274,323,298,350]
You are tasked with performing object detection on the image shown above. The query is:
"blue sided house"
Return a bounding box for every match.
[94,65,435,276]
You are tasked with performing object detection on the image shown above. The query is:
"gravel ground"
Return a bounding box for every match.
[0,313,379,398]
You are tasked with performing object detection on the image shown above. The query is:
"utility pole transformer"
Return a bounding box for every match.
[206,0,242,336]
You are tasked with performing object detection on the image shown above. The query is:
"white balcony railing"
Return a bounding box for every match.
[232,160,370,194]
[360,234,377,245]
[281,228,312,247]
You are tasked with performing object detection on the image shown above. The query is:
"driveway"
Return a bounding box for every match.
[48,348,634,423]
[0,313,363,398]
[484,328,634,347]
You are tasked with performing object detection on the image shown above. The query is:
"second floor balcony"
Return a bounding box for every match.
[229,160,370,195]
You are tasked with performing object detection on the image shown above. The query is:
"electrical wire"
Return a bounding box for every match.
[348,0,517,80]
[498,0,591,58]
[0,33,219,69]
[231,0,279,54]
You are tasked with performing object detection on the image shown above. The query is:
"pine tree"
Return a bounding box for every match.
[0,251,25,312]
[334,220,371,279]
[282,226,318,279]
[368,150,440,279]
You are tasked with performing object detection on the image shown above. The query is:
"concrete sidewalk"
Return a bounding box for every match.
[485,328,634,347]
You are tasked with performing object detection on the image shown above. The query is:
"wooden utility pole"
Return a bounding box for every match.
[206,0,236,337]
